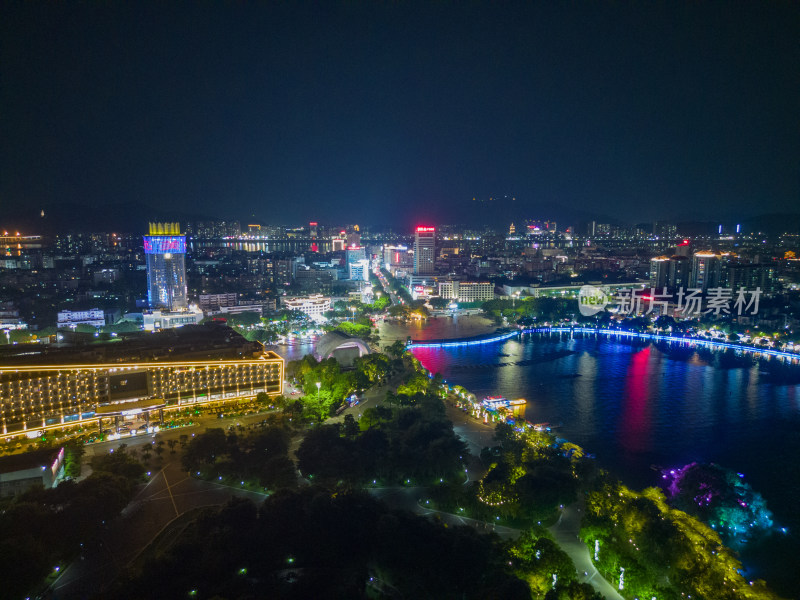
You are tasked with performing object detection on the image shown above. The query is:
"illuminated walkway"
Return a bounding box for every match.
[548,500,625,600]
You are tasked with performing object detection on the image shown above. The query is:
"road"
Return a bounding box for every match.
[368,486,520,541]
[83,408,280,459]
[547,501,625,600]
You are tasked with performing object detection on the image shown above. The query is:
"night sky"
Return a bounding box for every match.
[2,2,799,228]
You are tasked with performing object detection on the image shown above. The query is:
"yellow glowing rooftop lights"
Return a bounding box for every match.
[0,354,283,374]
[148,222,182,236]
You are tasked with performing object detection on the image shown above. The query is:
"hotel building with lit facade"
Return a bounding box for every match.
[413,226,435,275]
[0,324,283,438]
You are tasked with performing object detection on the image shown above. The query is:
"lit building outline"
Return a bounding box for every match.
[414,226,435,275]
[144,222,188,310]
[0,353,284,437]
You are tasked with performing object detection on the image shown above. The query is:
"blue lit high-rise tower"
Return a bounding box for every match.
[144,222,187,310]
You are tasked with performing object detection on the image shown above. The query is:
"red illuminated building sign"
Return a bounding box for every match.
[143,236,186,254]
[416,226,435,232]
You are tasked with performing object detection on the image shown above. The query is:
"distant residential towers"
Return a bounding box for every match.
[649,255,690,290]
[650,250,776,295]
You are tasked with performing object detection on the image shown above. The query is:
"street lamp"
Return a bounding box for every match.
[316,381,321,403]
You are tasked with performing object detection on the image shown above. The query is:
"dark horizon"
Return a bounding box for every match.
[2,2,799,227]
[6,198,800,237]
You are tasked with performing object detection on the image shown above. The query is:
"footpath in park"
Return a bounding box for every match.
[548,500,625,600]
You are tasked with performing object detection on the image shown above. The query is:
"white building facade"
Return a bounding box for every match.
[282,294,331,322]
[57,308,106,328]
[438,281,494,303]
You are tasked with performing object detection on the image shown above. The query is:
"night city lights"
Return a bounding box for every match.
[1,2,800,599]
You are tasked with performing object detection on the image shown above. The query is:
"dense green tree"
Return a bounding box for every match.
[64,441,85,478]
[429,297,450,309]
[385,339,407,358]
[182,428,229,470]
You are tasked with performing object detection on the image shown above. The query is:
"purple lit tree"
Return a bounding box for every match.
[662,462,773,545]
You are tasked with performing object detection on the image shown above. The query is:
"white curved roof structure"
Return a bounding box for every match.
[315,331,371,362]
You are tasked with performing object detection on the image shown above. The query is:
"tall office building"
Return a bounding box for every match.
[144,222,187,310]
[345,245,366,265]
[348,259,370,282]
[413,226,435,275]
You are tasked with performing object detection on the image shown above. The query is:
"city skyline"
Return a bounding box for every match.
[2,4,800,598]
[2,3,799,227]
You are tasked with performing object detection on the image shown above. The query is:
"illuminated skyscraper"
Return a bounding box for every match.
[413,226,435,275]
[690,251,721,292]
[649,256,670,288]
[144,222,187,310]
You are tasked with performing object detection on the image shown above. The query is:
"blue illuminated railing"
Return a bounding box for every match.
[407,325,800,361]
[406,330,519,348]
[524,327,800,361]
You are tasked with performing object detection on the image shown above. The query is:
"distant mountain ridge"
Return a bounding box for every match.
[1,201,217,235]
[2,200,799,236]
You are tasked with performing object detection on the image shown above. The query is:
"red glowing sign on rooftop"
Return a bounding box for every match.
[416,226,435,232]
[678,239,690,246]
[309,222,318,226]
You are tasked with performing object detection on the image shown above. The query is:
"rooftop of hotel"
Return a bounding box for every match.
[0,322,269,367]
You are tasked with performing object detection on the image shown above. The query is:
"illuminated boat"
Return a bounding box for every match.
[482,396,527,409]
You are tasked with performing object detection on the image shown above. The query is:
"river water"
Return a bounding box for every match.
[409,329,800,595]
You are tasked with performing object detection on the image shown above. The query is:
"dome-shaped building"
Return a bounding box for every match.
[314,331,371,366]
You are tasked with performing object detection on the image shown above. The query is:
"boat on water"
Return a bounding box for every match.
[482,395,527,408]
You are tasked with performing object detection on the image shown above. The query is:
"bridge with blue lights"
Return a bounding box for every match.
[407,326,800,362]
